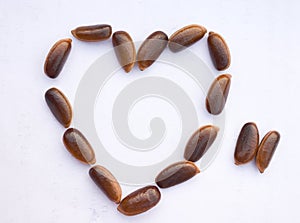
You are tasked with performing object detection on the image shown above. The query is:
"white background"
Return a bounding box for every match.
[1,0,300,222]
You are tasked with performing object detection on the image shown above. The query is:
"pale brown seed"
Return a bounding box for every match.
[71,24,112,42]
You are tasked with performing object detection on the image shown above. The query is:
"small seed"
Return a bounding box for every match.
[112,31,136,73]
[44,38,72,78]
[168,24,207,52]
[208,32,231,71]
[71,24,112,42]
[117,186,161,216]
[137,31,168,71]
[256,131,280,173]
[63,128,96,165]
[206,74,231,115]
[45,87,72,128]
[155,161,200,188]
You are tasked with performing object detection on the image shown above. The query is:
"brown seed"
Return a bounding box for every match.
[45,87,72,128]
[63,128,96,165]
[137,31,168,71]
[208,32,231,71]
[155,161,200,188]
[44,38,72,78]
[168,24,207,52]
[117,186,161,216]
[184,125,219,162]
[71,24,112,42]
[112,31,136,73]
[256,131,280,173]
[89,165,122,204]
[234,122,259,165]
[206,74,231,115]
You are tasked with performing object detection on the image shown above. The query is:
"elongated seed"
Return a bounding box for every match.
[206,74,231,115]
[63,128,96,165]
[137,31,168,71]
[208,32,231,71]
[44,38,72,78]
[184,125,219,162]
[71,24,112,42]
[117,186,161,216]
[169,24,207,52]
[45,88,72,128]
[155,161,200,188]
[234,122,259,165]
[256,131,280,173]
[89,165,122,204]
[112,31,136,73]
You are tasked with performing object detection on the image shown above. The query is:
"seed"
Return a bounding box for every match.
[207,32,231,71]
[137,31,168,71]
[155,161,200,188]
[44,38,72,78]
[45,87,72,128]
[256,131,280,173]
[168,24,207,52]
[89,165,122,204]
[112,31,136,73]
[71,24,112,42]
[63,128,96,165]
[117,186,161,216]
[206,74,231,115]
[234,122,259,165]
[184,125,219,162]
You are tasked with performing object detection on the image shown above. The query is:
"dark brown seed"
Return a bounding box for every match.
[168,24,207,52]
[89,165,122,204]
[256,131,280,173]
[63,128,96,165]
[208,32,231,71]
[112,31,136,73]
[155,161,200,188]
[45,87,72,128]
[184,125,219,162]
[71,24,112,42]
[206,74,231,115]
[117,186,161,216]
[234,122,259,165]
[44,38,72,78]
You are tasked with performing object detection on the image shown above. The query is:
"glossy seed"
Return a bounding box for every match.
[45,87,72,128]
[112,31,136,73]
[168,24,207,52]
[155,161,200,188]
[184,125,219,162]
[89,165,122,204]
[234,122,259,165]
[44,38,72,78]
[208,32,231,71]
[206,74,231,115]
[117,186,161,216]
[63,128,96,165]
[71,24,112,42]
[256,131,280,173]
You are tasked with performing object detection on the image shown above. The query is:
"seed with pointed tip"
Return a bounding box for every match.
[71,24,112,42]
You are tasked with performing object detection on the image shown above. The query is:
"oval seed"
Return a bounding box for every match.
[155,161,200,188]
[234,122,259,165]
[168,24,207,52]
[45,87,72,128]
[112,31,136,73]
[256,131,280,173]
[63,128,96,165]
[184,125,219,162]
[137,31,168,71]
[206,74,231,115]
[89,165,122,204]
[71,24,112,42]
[208,32,231,71]
[44,38,72,78]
